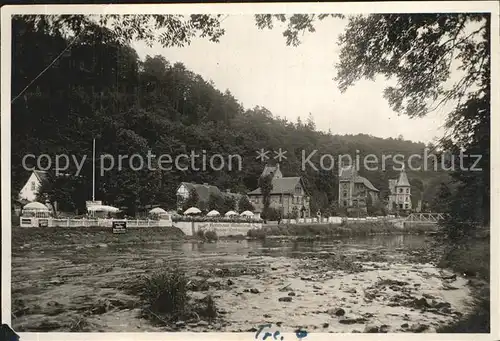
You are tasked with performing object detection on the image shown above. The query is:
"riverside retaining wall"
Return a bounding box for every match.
[174,221,263,237]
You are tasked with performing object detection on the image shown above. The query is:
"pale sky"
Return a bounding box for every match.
[132,15,448,144]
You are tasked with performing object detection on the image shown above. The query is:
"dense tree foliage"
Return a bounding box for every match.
[12,14,449,216]
[258,174,273,221]
[182,189,200,212]
[238,196,255,213]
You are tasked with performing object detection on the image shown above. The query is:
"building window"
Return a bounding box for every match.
[406,188,409,193]
[399,188,403,193]
[295,186,302,195]
[343,191,348,197]
[406,197,409,202]
[405,204,409,209]
[31,181,36,191]
[343,201,347,206]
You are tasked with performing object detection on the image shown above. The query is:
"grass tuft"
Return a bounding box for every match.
[140,266,188,318]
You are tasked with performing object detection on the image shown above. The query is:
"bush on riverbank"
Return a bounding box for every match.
[196,229,219,242]
[437,289,489,333]
[436,235,490,333]
[438,238,490,280]
[247,221,436,240]
[140,266,188,316]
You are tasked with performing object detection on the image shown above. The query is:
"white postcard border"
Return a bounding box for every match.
[2,2,499,341]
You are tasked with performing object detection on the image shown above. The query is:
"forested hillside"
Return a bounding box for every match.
[11,15,449,215]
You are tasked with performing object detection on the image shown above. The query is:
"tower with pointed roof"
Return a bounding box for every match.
[388,167,412,211]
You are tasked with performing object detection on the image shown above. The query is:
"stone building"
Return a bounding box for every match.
[387,168,412,210]
[248,164,310,218]
[338,165,379,210]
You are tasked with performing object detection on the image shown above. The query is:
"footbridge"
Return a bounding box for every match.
[404,213,448,224]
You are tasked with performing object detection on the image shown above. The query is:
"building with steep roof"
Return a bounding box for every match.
[176,182,246,211]
[19,170,52,202]
[338,165,379,209]
[247,164,310,218]
[387,168,412,210]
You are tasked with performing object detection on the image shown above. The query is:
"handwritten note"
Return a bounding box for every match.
[255,324,308,340]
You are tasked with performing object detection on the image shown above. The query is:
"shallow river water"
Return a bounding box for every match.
[12,232,473,333]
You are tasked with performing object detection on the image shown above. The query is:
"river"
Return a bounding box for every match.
[11,230,473,333]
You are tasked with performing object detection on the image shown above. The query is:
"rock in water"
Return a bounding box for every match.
[410,324,429,333]
[379,324,390,333]
[364,325,379,333]
[279,297,292,302]
[413,297,430,309]
[440,270,457,281]
[328,308,345,317]
[197,321,209,327]
[338,317,358,325]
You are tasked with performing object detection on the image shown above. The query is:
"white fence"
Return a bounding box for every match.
[280,215,396,225]
[19,217,173,228]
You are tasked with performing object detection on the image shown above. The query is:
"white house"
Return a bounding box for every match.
[19,170,50,202]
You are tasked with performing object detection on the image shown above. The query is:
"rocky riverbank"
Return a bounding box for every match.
[12,229,478,333]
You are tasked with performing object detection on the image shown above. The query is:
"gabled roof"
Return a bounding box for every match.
[339,166,357,180]
[396,170,411,187]
[354,176,379,192]
[248,177,305,195]
[178,182,244,203]
[339,166,378,192]
[33,170,50,184]
[261,164,282,178]
[179,182,222,202]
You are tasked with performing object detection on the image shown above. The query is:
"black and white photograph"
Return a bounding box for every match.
[1,2,499,339]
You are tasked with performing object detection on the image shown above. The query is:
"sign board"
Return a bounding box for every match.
[86,200,102,209]
[38,219,49,227]
[112,220,127,234]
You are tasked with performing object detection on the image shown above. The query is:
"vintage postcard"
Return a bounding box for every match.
[1,2,499,341]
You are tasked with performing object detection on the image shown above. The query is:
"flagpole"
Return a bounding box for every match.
[92,138,96,201]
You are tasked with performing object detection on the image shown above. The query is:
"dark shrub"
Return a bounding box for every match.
[140,266,188,317]
[204,230,218,242]
[196,229,205,240]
